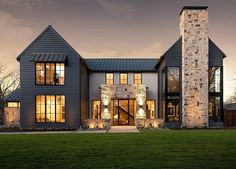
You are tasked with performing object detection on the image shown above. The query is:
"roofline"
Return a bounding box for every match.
[209,38,227,58]
[85,58,159,60]
[88,70,157,73]
[155,37,182,69]
[16,25,86,63]
[179,6,208,15]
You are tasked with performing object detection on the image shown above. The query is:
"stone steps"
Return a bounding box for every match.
[108,126,139,133]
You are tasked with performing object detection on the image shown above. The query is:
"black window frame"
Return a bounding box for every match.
[208,66,223,122]
[35,95,66,123]
[133,73,142,85]
[35,62,65,86]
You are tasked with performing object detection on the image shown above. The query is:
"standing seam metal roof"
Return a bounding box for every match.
[4,88,20,101]
[85,59,159,72]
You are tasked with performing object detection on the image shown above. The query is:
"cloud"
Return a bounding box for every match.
[96,0,136,16]
[80,41,163,58]
[0,0,55,13]
[0,10,33,71]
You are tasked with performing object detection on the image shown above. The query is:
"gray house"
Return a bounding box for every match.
[5,6,226,129]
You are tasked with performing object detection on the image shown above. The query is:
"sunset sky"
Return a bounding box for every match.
[0,0,235,100]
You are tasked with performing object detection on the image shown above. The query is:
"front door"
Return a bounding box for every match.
[113,99,134,126]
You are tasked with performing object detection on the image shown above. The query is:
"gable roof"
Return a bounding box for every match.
[155,37,182,68]
[16,25,83,61]
[155,37,227,69]
[4,88,20,102]
[209,38,227,58]
[85,58,158,72]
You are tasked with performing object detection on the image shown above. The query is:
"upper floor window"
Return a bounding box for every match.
[167,67,179,93]
[106,73,114,85]
[209,67,221,93]
[134,73,142,84]
[36,63,65,85]
[120,73,128,85]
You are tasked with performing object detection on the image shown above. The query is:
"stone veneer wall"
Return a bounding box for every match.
[180,8,209,128]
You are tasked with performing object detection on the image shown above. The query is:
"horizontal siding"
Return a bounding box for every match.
[20,27,81,129]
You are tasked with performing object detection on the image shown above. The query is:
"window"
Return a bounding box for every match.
[36,63,45,85]
[208,96,221,121]
[209,67,221,92]
[146,100,155,119]
[167,67,179,93]
[36,95,65,123]
[7,102,20,108]
[208,67,222,122]
[35,63,65,85]
[167,96,179,122]
[120,73,128,84]
[106,73,114,85]
[134,73,142,84]
[91,100,101,119]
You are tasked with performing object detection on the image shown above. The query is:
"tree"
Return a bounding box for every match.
[0,65,20,125]
[225,90,236,104]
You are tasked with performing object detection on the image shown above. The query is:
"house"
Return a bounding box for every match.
[5,6,226,129]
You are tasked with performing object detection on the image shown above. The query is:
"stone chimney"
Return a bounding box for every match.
[180,6,209,128]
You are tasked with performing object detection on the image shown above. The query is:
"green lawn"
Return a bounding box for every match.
[0,130,236,169]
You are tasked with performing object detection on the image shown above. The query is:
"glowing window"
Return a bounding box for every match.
[36,63,45,85]
[146,100,155,119]
[134,73,142,84]
[106,73,114,85]
[91,100,101,119]
[7,102,20,108]
[36,63,64,85]
[36,95,65,123]
[120,73,128,85]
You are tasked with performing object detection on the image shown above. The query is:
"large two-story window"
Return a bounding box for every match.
[164,67,180,122]
[36,95,65,123]
[134,73,142,84]
[209,67,222,121]
[36,63,65,85]
[106,73,114,85]
[120,73,128,84]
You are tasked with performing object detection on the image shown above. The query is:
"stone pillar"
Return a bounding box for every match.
[180,6,209,128]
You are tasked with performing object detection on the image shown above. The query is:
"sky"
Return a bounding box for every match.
[0,0,235,100]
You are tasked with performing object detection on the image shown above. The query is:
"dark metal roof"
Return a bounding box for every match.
[224,103,236,111]
[155,37,182,68]
[85,59,158,72]
[30,53,67,62]
[180,6,208,15]
[4,88,20,102]
[209,39,227,58]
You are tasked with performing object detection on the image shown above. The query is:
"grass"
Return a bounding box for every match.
[0,130,236,169]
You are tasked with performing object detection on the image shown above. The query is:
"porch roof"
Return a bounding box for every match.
[4,88,20,102]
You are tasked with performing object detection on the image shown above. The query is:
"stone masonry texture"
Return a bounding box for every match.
[180,8,209,128]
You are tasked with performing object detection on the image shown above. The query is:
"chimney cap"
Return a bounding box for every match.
[180,6,208,15]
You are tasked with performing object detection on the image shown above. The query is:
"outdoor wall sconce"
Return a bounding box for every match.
[104,105,108,108]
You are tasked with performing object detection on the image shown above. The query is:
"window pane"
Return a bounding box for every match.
[92,100,101,119]
[56,63,65,85]
[209,67,221,92]
[56,95,65,122]
[134,73,142,84]
[46,63,55,85]
[209,96,221,121]
[7,102,20,108]
[167,96,179,122]
[36,95,45,122]
[46,95,55,122]
[146,100,155,119]
[106,73,113,85]
[167,67,179,93]
[120,73,128,84]
[36,63,45,85]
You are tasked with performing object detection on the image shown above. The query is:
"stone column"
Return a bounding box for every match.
[180,6,209,128]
